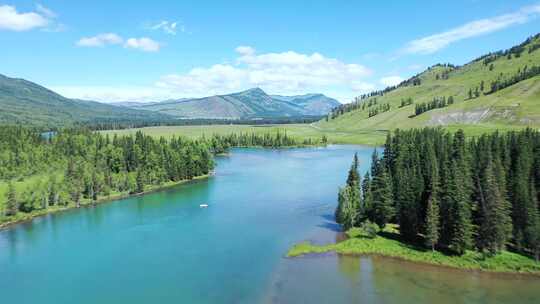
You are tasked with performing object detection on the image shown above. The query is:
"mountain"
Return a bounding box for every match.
[130,88,340,119]
[271,93,340,115]
[317,33,540,137]
[0,74,173,127]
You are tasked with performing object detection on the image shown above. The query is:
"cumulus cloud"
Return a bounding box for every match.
[156,46,372,98]
[77,33,123,47]
[404,4,540,54]
[380,76,404,87]
[0,5,51,31]
[124,37,161,52]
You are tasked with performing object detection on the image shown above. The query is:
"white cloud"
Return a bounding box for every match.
[56,47,373,103]
[235,46,255,56]
[51,86,175,103]
[77,34,161,52]
[0,5,50,31]
[155,46,372,100]
[148,20,183,35]
[124,37,161,52]
[404,4,540,54]
[77,33,123,47]
[380,76,404,87]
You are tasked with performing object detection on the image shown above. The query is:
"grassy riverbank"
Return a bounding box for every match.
[0,175,209,229]
[287,225,540,275]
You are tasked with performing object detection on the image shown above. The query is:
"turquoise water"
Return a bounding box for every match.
[0,146,539,304]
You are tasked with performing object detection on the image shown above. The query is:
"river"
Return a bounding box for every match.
[0,146,538,303]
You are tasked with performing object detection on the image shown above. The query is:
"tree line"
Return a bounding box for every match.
[486,65,540,95]
[414,96,454,116]
[1,127,214,218]
[336,128,540,260]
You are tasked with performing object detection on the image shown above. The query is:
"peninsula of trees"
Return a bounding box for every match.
[335,128,540,261]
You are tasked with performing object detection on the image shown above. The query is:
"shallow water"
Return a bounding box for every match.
[0,146,538,304]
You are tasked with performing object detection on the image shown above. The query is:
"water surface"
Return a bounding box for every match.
[0,146,538,304]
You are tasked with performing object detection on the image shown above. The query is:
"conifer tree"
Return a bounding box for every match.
[5,182,18,216]
[346,153,360,187]
[425,194,440,251]
[478,156,513,254]
[136,169,145,194]
[424,142,441,251]
[371,167,394,228]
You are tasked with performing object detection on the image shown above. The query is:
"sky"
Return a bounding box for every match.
[1,0,540,103]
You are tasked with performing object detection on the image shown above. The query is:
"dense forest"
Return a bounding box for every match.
[336,128,540,260]
[0,127,318,223]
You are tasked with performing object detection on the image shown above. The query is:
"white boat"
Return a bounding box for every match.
[199,204,209,208]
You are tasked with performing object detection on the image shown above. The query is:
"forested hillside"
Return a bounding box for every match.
[319,33,540,135]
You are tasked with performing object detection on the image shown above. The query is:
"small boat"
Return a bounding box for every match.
[199,204,209,208]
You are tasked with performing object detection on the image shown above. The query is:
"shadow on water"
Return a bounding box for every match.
[317,222,342,233]
[317,213,342,232]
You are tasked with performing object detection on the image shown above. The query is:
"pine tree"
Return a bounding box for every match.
[424,142,441,251]
[136,169,145,194]
[346,153,360,187]
[5,182,18,216]
[448,131,474,254]
[425,193,440,251]
[478,156,513,254]
[371,167,394,228]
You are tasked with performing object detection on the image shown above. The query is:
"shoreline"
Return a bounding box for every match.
[0,174,210,230]
[288,245,540,278]
[287,231,540,276]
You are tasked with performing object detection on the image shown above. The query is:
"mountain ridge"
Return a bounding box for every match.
[123,87,340,119]
[0,73,173,127]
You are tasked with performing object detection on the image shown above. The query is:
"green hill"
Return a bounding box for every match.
[317,33,540,139]
[0,74,172,128]
[132,88,340,119]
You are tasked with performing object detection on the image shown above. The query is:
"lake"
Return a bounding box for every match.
[0,146,538,303]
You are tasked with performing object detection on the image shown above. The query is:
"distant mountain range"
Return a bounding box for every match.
[118,88,340,119]
[0,74,171,127]
[0,74,340,126]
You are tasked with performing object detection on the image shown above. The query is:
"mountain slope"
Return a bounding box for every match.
[134,88,339,119]
[317,33,540,135]
[0,74,172,127]
[271,93,340,115]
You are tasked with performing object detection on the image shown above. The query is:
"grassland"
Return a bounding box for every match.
[101,124,388,145]
[287,225,540,275]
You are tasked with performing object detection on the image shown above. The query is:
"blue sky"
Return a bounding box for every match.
[1,0,540,102]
